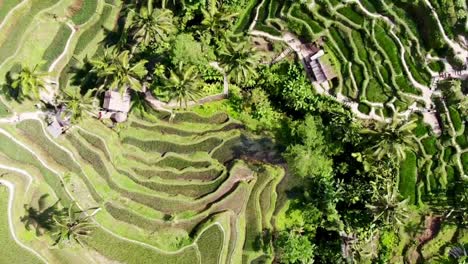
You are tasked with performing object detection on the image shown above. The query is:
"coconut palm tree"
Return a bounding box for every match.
[219,38,261,86]
[160,63,201,109]
[361,117,418,162]
[366,178,409,226]
[10,64,46,100]
[201,5,238,39]
[52,203,98,246]
[128,3,175,47]
[58,87,97,123]
[90,49,148,93]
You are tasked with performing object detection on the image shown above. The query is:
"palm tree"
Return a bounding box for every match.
[367,178,409,226]
[90,49,148,93]
[52,203,98,246]
[128,3,175,47]
[10,64,46,100]
[219,38,261,85]
[58,87,97,123]
[160,63,201,109]
[201,5,238,39]
[361,117,418,162]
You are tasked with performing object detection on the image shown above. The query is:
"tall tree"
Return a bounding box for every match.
[361,117,418,162]
[90,49,148,93]
[200,4,238,40]
[219,38,261,86]
[52,203,98,246]
[366,178,409,226]
[158,63,202,109]
[275,230,316,264]
[9,64,46,100]
[58,87,97,123]
[128,3,175,47]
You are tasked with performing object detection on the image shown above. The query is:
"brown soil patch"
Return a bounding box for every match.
[407,215,442,264]
[67,0,83,17]
[416,215,442,245]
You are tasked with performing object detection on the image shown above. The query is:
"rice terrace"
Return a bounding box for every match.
[0,0,466,263]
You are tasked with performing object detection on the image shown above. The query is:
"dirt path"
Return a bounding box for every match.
[0,179,48,264]
[423,0,468,60]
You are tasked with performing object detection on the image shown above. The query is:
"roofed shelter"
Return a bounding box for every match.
[103,90,131,113]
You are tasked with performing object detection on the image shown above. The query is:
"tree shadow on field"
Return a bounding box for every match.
[1,64,24,103]
[20,194,65,236]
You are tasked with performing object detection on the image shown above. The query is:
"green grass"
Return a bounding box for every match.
[197,224,225,263]
[133,166,223,181]
[85,228,199,264]
[0,132,71,205]
[122,136,223,155]
[0,187,43,264]
[366,79,391,102]
[421,136,438,155]
[15,119,103,202]
[0,0,58,63]
[153,155,212,170]
[130,120,243,137]
[119,169,227,199]
[40,24,72,70]
[70,0,98,25]
[74,5,113,55]
[448,106,462,132]
[77,129,112,161]
[244,171,271,252]
[399,151,417,203]
[0,0,22,23]
[462,152,468,175]
[0,99,11,117]
[337,6,364,25]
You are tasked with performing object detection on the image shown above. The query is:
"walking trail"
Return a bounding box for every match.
[250,0,468,135]
[0,179,48,264]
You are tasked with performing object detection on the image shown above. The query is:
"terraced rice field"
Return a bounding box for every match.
[0,109,284,263]
[238,0,468,205]
[0,0,120,82]
[239,0,436,116]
